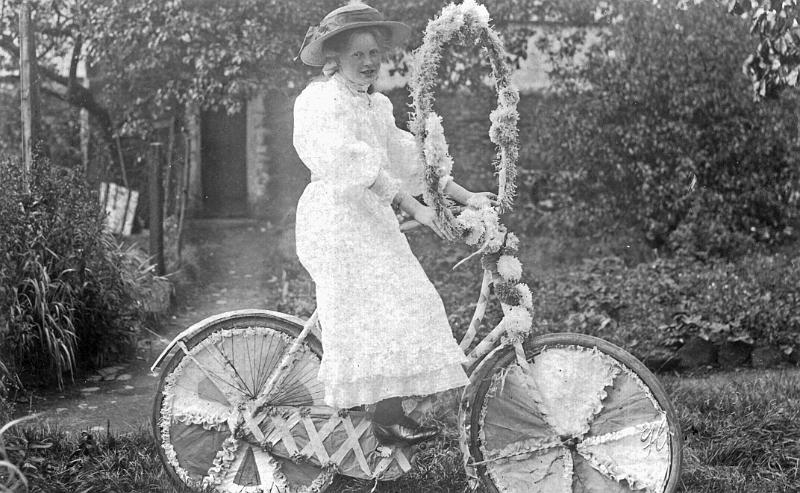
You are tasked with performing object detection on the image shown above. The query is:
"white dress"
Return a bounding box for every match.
[293,74,469,409]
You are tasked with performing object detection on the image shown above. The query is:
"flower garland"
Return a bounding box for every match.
[409,0,520,238]
[409,0,531,345]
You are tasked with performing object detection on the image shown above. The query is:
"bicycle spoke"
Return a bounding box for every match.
[158,322,333,493]
[200,340,252,398]
[176,341,245,403]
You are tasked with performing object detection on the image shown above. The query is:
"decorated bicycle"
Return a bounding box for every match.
[151,2,683,491]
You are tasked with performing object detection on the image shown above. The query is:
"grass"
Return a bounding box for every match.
[665,369,800,492]
[1,369,798,492]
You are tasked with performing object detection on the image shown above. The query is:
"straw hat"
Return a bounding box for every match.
[297,3,411,67]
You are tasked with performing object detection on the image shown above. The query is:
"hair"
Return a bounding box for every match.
[322,26,392,65]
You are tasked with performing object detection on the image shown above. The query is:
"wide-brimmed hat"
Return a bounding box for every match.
[297,3,411,67]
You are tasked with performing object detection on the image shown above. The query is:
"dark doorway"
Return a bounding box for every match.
[201,108,248,217]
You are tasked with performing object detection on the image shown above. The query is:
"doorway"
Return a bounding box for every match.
[200,108,248,217]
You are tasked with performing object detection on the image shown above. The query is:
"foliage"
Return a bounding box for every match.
[666,370,800,492]
[0,415,34,493]
[0,156,147,388]
[729,0,800,99]
[533,0,800,256]
[400,226,800,364]
[0,0,574,140]
[2,423,182,492]
[531,253,800,355]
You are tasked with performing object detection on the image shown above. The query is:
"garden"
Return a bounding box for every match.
[2,0,800,492]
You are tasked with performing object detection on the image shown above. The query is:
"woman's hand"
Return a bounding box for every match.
[414,206,452,241]
[466,191,499,210]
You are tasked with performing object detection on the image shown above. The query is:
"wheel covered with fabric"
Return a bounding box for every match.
[152,313,331,492]
[463,333,682,492]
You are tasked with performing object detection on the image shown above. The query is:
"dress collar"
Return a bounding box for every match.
[333,72,373,97]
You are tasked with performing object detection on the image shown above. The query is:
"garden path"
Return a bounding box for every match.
[20,218,302,434]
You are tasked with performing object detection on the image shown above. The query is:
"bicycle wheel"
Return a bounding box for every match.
[152,312,332,492]
[463,333,682,493]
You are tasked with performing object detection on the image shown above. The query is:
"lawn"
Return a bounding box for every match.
[3,369,798,492]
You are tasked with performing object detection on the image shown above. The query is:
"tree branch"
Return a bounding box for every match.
[40,84,68,102]
[0,34,19,59]
[68,34,82,89]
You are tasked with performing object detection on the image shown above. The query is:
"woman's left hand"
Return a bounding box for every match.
[466,191,499,210]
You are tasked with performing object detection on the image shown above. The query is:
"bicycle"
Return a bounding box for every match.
[150,219,682,493]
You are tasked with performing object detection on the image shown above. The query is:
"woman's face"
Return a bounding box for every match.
[338,31,382,86]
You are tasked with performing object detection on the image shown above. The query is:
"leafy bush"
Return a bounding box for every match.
[0,156,145,388]
[531,253,800,357]
[532,0,800,257]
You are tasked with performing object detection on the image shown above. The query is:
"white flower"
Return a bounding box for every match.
[462,0,491,27]
[456,208,485,245]
[516,283,533,309]
[469,206,503,252]
[505,232,520,251]
[503,305,533,341]
[423,112,453,190]
[497,254,522,281]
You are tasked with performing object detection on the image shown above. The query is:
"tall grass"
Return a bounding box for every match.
[0,156,152,389]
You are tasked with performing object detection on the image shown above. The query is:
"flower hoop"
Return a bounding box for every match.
[409,1,532,353]
[409,0,520,239]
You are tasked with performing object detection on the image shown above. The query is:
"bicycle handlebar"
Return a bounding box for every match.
[398,206,465,234]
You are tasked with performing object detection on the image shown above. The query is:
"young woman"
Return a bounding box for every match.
[293,3,496,446]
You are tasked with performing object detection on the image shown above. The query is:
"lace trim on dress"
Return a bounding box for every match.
[323,363,470,408]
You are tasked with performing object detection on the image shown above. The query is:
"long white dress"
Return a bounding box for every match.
[293,74,469,409]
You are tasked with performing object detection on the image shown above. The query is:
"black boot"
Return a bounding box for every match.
[371,397,439,446]
[371,416,440,446]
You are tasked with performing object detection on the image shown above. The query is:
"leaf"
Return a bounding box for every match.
[728,0,746,16]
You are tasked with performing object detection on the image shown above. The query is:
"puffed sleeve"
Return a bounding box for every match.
[376,95,427,197]
[293,83,389,189]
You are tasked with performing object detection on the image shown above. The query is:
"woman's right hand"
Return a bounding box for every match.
[414,206,451,241]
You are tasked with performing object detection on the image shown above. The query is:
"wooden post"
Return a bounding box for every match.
[19,0,41,189]
[176,130,192,266]
[149,143,165,275]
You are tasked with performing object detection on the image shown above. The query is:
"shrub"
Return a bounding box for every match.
[532,0,800,257]
[0,156,143,388]
[531,253,800,357]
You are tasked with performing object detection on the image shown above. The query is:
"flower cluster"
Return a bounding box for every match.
[409,0,520,235]
[422,113,454,205]
[480,230,535,343]
[455,205,504,251]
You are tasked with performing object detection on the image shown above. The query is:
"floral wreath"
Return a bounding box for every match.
[408,0,530,345]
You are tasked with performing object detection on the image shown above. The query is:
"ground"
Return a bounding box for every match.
[8,219,800,492]
[21,218,297,433]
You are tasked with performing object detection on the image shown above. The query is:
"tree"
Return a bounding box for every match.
[531,0,800,256]
[1,0,584,179]
[728,0,800,99]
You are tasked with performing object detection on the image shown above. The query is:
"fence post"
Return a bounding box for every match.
[149,143,165,275]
